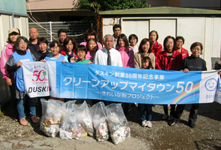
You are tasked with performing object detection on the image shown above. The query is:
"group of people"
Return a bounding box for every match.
[0,24,209,129]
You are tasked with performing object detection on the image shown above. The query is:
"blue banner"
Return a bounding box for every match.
[43,62,219,104]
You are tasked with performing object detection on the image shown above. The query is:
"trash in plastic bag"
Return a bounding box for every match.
[40,99,65,138]
[60,129,73,140]
[73,101,94,136]
[60,101,87,140]
[90,102,109,141]
[106,103,131,144]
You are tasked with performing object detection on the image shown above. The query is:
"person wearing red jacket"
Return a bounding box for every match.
[149,30,163,69]
[175,36,189,59]
[157,36,182,120]
[60,37,78,62]
[157,50,182,70]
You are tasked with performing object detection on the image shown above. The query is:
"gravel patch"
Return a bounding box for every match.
[0,101,221,149]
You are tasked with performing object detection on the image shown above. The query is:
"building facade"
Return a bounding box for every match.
[99,7,221,70]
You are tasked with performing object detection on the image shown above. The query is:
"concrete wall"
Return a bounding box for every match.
[102,17,221,70]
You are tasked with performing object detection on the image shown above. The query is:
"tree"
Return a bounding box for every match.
[77,0,148,13]
[74,0,149,44]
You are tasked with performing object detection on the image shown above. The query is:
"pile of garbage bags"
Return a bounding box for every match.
[40,99,130,144]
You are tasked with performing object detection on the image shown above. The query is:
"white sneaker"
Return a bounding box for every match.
[146,121,152,128]
[142,120,148,127]
[162,114,168,120]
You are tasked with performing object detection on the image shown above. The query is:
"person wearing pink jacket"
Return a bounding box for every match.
[85,39,99,62]
[116,34,134,115]
[116,34,134,68]
[0,28,20,116]
[80,29,102,50]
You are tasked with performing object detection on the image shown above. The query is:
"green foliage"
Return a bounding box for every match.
[77,0,148,13]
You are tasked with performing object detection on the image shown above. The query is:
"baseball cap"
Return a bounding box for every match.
[8,28,20,34]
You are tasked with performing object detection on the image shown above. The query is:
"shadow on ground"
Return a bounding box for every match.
[195,139,221,150]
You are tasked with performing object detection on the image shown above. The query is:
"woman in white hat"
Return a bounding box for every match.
[0,28,20,117]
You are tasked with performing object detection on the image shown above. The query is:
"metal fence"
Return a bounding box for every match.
[29,21,94,44]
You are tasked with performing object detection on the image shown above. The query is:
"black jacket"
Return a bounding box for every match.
[180,55,207,71]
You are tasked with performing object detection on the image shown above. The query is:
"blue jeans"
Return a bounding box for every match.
[17,96,36,119]
[138,104,153,121]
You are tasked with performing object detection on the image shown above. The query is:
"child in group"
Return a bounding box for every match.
[43,40,68,62]
[35,37,50,61]
[128,34,139,54]
[42,40,67,102]
[170,42,206,128]
[86,39,98,62]
[70,45,92,64]
[6,36,38,125]
[0,28,20,117]
[157,36,182,120]
[70,45,92,105]
[60,37,78,61]
[139,56,153,128]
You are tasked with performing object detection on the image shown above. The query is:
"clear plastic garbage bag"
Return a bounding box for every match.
[73,101,94,136]
[60,101,87,140]
[106,103,131,144]
[40,99,65,138]
[90,102,109,141]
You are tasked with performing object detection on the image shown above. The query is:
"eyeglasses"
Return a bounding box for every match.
[192,48,201,51]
